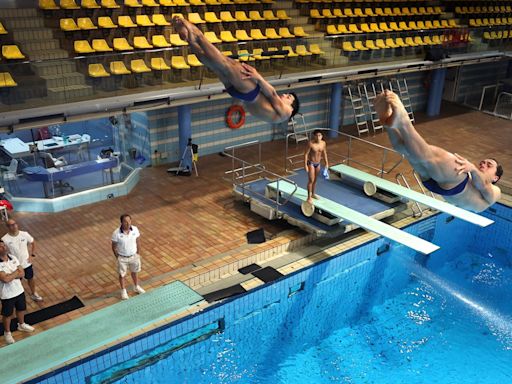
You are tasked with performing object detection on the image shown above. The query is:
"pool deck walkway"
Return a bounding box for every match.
[2,103,511,355]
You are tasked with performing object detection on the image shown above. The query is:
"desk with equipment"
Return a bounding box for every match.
[1,135,91,159]
[23,158,118,197]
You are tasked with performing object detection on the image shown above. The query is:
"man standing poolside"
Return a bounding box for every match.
[2,219,43,302]
[304,130,329,205]
[374,90,503,212]
[0,240,35,344]
[111,214,145,300]
[172,16,299,124]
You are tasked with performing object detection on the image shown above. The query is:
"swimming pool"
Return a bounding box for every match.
[32,204,511,383]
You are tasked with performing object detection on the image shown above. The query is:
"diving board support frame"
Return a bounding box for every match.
[331,164,494,227]
[266,181,440,255]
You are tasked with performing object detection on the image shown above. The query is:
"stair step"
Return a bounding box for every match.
[22,40,61,51]
[33,61,77,76]
[5,18,45,29]
[1,9,38,18]
[26,50,69,60]
[13,28,54,42]
[42,72,87,88]
[47,85,94,102]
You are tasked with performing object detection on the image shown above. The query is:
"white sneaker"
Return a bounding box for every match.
[134,285,145,294]
[17,323,35,332]
[31,293,43,302]
[121,289,129,300]
[4,332,15,344]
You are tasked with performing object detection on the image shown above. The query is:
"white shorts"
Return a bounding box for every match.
[117,254,141,277]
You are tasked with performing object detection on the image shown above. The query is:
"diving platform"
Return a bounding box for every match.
[266,180,439,255]
[330,164,494,227]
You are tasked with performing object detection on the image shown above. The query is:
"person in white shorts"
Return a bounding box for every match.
[111,214,145,300]
[2,219,43,302]
[0,240,35,344]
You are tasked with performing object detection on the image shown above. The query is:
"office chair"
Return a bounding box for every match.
[39,152,74,195]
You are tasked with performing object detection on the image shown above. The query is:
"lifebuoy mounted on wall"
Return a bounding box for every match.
[226,105,245,129]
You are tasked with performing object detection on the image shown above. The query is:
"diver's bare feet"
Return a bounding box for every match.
[312,194,319,200]
[307,198,313,205]
[172,16,189,41]
[374,90,393,126]
[385,91,412,130]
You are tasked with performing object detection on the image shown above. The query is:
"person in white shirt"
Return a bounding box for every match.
[2,219,43,302]
[0,240,35,345]
[111,214,145,300]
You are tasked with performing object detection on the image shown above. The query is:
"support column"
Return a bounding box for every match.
[178,105,192,170]
[328,82,343,138]
[426,68,447,117]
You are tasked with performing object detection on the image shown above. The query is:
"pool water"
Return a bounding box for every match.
[36,206,512,384]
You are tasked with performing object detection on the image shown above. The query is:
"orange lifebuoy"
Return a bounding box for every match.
[226,105,245,129]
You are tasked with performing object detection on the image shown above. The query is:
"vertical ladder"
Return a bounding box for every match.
[389,77,415,123]
[363,82,384,134]
[287,113,309,145]
[347,83,370,136]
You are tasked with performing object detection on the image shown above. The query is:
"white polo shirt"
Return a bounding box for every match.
[2,231,34,269]
[111,225,140,257]
[0,256,24,300]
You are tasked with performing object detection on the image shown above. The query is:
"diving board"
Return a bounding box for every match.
[266,180,440,255]
[330,164,494,227]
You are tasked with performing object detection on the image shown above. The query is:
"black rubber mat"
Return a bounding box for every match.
[0,295,84,334]
[246,228,266,244]
[238,263,262,275]
[203,284,247,303]
[252,267,284,283]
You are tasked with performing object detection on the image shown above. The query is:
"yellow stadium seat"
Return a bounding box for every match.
[78,18,97,30]
[152,35,171,47]
[61,0,80,9]
[171,56,190,69]
[174,0,189,5]
[395,38,408,47]
[220,30,237,42]
[170,34,188,46]
[344,9,354,18]
[278,27,294,38]
[265,28,281,39]
[250,29,267,40]
[142,0,159,6]
[82,0,100,8]
[364,40,379,50]
[204,12,221,23]
[432,20,442,29]
[98,16,117,29]
[150,58,171,70]
[263,10,279,20]
[401,7,412,16]
[332,9,344,18]
[133,36,153,49]
[205,31,222,43]
[282,46,298,57]
[0,22,6,35]
[223,51,233,57]
[252,48,270,60]
[348,24,362,33]
[136,15,155,27]
[418,7,427,15]
[187,54,203,66]
[296,45,312,56]
[338,24,349,34]
[92,39,113,51]
[220,12,236,22]
[293,27,309,37]
[375,39,389,49]
[235,11,251,22]
[374,8,384,17]
[379,22,392,32]
[360,24,372,33]
[249,11,265,21]
[408,21,419,30]
[235,30,252,41]
[416,21,426,30]
[39,0,59,10]
[389,22,402,31]
[423,36,435,45]
[354,41,369,51]
[101,0,120,8]
[384,8,393,16]
[2,45,26,59]
[118,16,137,28]
[0,72,17,87]
[310,9,324,19]
[276,10,291,20]
[322,9,336,19]
[431,35,442,45]
[385,38,400,48]
[342,41,358,52]
[365,8,376,17]
[189,0,205,5]
[370,23,383,32]
[398,22,411,31]
[309,44,325,55]
[205,0,221,4]
[110,61,131,75]
[237,49,254,62]
[405,37,418,47]
[354,8,364,17]
[131,59,151,73]
[60,18,80,31]
[414,36,426,46]
[88,63,110,77]
[424,20,434,29]
[267,47,285,59]
[188,13,205,24]
[113,38,134,51]
[171,13,184,20]
[74,40,95,54]
[124,0,142,7]
[159,0,174,5]
[152,14,170,26]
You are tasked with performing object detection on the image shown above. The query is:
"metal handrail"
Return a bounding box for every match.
[285,128,404,176]
[396,173,423,217]
[223,141,299,213]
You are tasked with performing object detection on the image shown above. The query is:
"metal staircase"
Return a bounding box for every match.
[388,77,415,123]
[363,81,385,134]
[347,83,370,136]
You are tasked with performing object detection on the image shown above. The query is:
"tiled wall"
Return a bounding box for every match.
[454,61,510,104]
[146,72,427,166]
